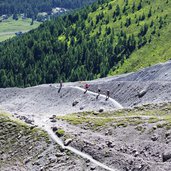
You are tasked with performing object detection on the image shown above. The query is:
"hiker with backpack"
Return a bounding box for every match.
[106,90,110,100]
[96,88,101,99]
[84,83,90,94]
[58,80,63,93]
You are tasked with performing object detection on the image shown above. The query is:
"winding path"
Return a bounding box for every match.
[43,125,118,171]
[71,86,123,109]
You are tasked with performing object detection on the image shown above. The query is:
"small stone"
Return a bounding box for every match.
[30,125,37,129]
[93,112,99,115]
[165,131,171,137]
[38,155,43,159]
[162,149,171,162]
[99,108,104,113]
[86,159,90,163]
[49,156,56,163]
[90,165,96,170]
[106,141,114,148]
[51,119,56,123]
[33,161,40,166]
[24,158,31,164]
[134,151,139,157]
[138,89,147,98]
[151,134,158,141]
[52,126,58,132]
[72,100,79,106]
[55,153,64,157]
[152,125,157,130]
[80,106,84,110]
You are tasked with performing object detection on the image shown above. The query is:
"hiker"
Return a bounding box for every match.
[84,83,90,94]
[58,80,63,93]
[96,88,101,99]
[106,90,110,100]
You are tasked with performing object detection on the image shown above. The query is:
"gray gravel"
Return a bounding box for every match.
[1,61,171,171]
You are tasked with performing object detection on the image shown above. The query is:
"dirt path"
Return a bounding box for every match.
[71,86,123,109]
[32,117,118,171]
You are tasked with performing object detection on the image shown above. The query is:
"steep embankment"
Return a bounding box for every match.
[88,60,171,107]
[0,61,171,117]
[0,113,90,171]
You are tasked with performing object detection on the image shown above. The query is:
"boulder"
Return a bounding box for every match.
[64,139,73,146]
[72,100,79,106]
[51,119,57,123]
[138,89,147,98]
[99,108,104,113]
[151,134,158,141]
[52,126,58,132]
[162,150,171,162]
[165,130,171,138]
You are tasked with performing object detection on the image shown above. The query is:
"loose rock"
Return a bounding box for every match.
[64,139,73,146]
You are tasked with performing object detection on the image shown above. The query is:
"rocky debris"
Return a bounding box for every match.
[49,156,57,163]
[64,139,73,146]
[99,108,104,113]
[24,158,31,164]
[152,125,157,130]
[72,100,79,106]
[30,125,38,129]
[138,89,147,98]
[162,149,171,162]
[151,134,158,141]
[106,141,114,148]
[165,130,171,138]
[134,151,139,157]
[52,126,58,132]
[90,165,96,170]
[93,112,99,115]
[55,153,64,157]
[17,115,33,125]
[80,106,84,110]
[51,119,57,123]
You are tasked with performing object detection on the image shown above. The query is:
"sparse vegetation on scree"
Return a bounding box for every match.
[57,103,171,130]
[0,0,170,87]
[0,113,49,167]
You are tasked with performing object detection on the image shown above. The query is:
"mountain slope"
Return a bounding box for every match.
[0,0,170,87]
[1,61,171,170]
[112,3,171,75]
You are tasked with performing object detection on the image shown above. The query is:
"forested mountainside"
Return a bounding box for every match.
[0,0,96,17]
[0,0,170,87]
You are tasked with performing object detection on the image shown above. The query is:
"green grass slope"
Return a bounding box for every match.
[111,0,171,75]
[0,17,40,42]
[0,0,170,87]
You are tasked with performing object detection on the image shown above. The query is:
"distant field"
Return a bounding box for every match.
[0,17,41,42]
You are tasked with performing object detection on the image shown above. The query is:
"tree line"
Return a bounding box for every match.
[0,0,96,18]
[0,0,168,87]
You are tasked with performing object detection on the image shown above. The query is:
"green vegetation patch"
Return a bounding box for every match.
[56,129,65,137]
[57,103,171,130]
[0,16,40,42]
